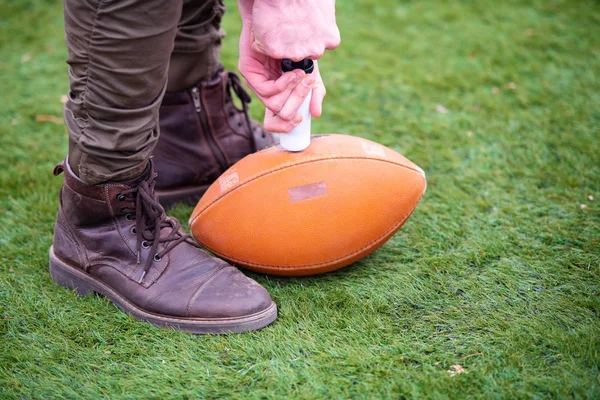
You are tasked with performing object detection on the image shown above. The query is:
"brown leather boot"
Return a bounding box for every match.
[153,67,276,207]
[49,159,277,334]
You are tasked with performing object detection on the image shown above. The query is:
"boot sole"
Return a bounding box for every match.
[49,246,277,334]
[156,184,211,208]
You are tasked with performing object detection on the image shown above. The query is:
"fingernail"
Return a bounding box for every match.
[302,78,316,88]
[291,73,302,83]
[287,75,300,89]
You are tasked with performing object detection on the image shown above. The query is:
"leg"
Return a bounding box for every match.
[153,0,276,206]
[167,0,226,92]
[52,0,277,333]
[64,0,182,184]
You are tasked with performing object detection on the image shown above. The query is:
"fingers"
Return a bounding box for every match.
[243,70,309,114]
[254,41,325,63]
[276,76,315,121]
[307,60,325,118]
[325,27,341,51]
[264,110,302,133]
[264,77,320,132]
[243,69,302,99]
[264,75,321,132]
[253,35,340,62]
[310,83,326,118]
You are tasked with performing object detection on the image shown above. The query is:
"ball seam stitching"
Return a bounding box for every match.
[190,156,424,225]
[196,178,426,269]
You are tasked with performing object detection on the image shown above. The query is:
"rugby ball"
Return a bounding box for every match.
[189,134,426,276]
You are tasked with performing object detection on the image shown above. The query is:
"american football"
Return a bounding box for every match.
[189,134,426,276]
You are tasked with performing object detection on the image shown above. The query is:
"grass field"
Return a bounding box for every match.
[1,0,599,398]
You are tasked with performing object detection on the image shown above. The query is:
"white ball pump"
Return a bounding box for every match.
[279,59,314,152]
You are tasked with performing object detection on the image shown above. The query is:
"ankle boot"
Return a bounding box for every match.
[153,68,276,207]
[49,159,277,333]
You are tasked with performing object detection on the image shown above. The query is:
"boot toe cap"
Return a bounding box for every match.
[188,266,273,319]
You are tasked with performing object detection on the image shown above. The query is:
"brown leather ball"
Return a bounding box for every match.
[190,134,426,276]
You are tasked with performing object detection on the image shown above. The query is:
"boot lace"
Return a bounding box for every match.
[118,172,198,283]
[226,72,266,148]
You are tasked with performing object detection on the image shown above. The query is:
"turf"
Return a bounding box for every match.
[1,0,599,398]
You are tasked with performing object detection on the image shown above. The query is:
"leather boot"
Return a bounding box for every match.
[49,159,277,334]
[153,67,276,207]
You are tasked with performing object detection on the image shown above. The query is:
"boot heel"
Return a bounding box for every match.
[49,250,95,296]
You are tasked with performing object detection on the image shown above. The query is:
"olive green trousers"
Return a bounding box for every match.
[64,0,226,184]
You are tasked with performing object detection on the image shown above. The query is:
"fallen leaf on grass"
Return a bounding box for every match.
[21,53,32,63]
[492,87,500,95]
[447,364,465,376]
[11,119,18,126]
[36,115,63,124]
[508,82,517,90]
[466,130,474,137]
[459,352,482,360]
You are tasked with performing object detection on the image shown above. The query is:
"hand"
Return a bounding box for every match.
[263,60,326,133]
[249,0,340,61]
[238,0,340,132]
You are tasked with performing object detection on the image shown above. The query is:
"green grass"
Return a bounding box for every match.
[1,0,599,398]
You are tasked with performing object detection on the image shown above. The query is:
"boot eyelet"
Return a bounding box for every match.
[117,194,126,201]
[141,240,150,249]
[153,255,162,262]
[125,214,134,221]
[130,227,137,235]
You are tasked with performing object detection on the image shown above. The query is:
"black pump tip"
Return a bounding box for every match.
[281,59,314,74]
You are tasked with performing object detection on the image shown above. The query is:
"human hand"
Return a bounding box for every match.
[238,0,339,132]
[248,0,340,61]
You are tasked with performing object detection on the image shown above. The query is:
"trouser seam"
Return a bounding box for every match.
[79,0,105,129]
[74,0,105,175]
